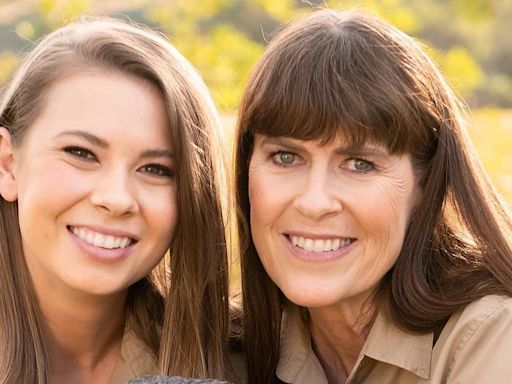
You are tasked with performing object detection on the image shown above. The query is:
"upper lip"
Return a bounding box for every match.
[284,231,355,240]
[67,224,139,241]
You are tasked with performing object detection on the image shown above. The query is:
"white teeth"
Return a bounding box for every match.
[313,240,324,252]
[119,237,130,248]
[93,234,103,247]
[303,238,314,252]
[104,236,115,249]
[289,235,352,253]
[71,227,132,249]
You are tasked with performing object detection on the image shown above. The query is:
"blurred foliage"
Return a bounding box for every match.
[0,51,17,83]
[469,109,512,203]
[1,0,512,109]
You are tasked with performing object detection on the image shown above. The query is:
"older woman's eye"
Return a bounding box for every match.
[271,151,296,166]
[347,158,374,173]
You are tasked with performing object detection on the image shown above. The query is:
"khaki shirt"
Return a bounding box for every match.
[277,295,512,384]
[109,328,158,384]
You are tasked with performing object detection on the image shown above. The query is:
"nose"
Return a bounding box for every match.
[89,168,138,216]
[293,168,342,220]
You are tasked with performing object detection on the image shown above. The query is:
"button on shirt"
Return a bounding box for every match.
[277,295,512,384]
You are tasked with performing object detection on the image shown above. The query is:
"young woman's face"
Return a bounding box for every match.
[10,70,176,298]
[248,134,420,311]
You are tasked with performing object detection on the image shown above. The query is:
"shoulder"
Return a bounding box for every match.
[459,293,512,318]
[430,295,512,382]
[448,294,512,340]
[439,294,512,349]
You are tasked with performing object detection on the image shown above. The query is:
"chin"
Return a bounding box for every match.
[281,287,343,309]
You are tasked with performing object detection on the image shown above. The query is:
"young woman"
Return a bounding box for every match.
[0,18,229,383]
[234,9,512,384]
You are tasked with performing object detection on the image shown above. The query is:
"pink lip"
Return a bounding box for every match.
[282,234,356,262]
[67,227,136,264]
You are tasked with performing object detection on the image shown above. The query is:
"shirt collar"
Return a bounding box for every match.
[363,311,433,379]
[109,326,159,383]
[276,304,433,383]
[277,304,328,383]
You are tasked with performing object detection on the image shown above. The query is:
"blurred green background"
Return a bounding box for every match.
[1,0,511,202]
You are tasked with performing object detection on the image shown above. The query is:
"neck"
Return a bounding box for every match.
[308,299,375,384]
[37,287,127,382]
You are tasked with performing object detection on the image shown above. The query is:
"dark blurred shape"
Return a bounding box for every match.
[126,376,233,384]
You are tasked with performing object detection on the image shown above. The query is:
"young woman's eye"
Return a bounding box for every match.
[271,151,297,166]
[346,158,374,173]
[140,163,173,178]
[64,146,96,161]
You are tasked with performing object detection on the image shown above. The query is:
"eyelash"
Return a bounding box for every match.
[64,146,97,161]
[139,163,174,178]
[63,146,173,178]
[345,158,375,173]
[268,150,375,173]
[270,151,298,167]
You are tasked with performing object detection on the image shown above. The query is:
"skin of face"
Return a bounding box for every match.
[5,69,176,299]
[248,134,420,314]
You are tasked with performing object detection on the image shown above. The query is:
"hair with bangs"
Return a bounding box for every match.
[234,9,512,384]
[0,17,230,382]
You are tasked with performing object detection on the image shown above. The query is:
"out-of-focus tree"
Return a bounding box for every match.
[1,0,512,110]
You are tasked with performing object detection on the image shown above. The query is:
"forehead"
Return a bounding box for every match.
[28,70,171,144]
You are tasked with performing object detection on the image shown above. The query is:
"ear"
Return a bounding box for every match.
[0,127,18,202]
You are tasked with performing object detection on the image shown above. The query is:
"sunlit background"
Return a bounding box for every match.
[1,0,511,202]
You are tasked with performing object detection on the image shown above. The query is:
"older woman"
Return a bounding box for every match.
[234,9,512,384]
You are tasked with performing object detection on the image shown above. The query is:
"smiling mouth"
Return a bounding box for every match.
[68,226,136,249]
[288,235,355,253]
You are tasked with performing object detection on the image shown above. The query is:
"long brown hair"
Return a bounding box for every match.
[234,9,512,384]
[0,17,229,382]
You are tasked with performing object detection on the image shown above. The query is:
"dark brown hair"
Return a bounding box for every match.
[234,9,512,384]
[0,17,229,382]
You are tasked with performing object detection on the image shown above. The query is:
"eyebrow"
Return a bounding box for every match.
[56,130,108,148]
[259,136,388,157]
[333,147,388,157]
[55,130,174,158]
[259,136,306,153]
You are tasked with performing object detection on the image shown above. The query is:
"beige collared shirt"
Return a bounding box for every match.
[277,294,512,384]
[109,327,159,384]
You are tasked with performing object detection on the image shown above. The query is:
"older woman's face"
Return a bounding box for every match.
[248,134,420,310]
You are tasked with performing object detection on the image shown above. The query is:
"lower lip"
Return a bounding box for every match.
[68,228,134,263]
[283,235,356,262]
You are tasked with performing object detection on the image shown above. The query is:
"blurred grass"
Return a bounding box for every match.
[469,109,512,204]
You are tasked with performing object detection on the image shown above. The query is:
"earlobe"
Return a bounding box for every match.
[0,127,18,202]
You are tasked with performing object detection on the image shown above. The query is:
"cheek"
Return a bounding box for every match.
[248,164,295,229]
[146,187,178,242]
[16,161,90,229]
[248,165,282,272]
[353,179,417,271]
